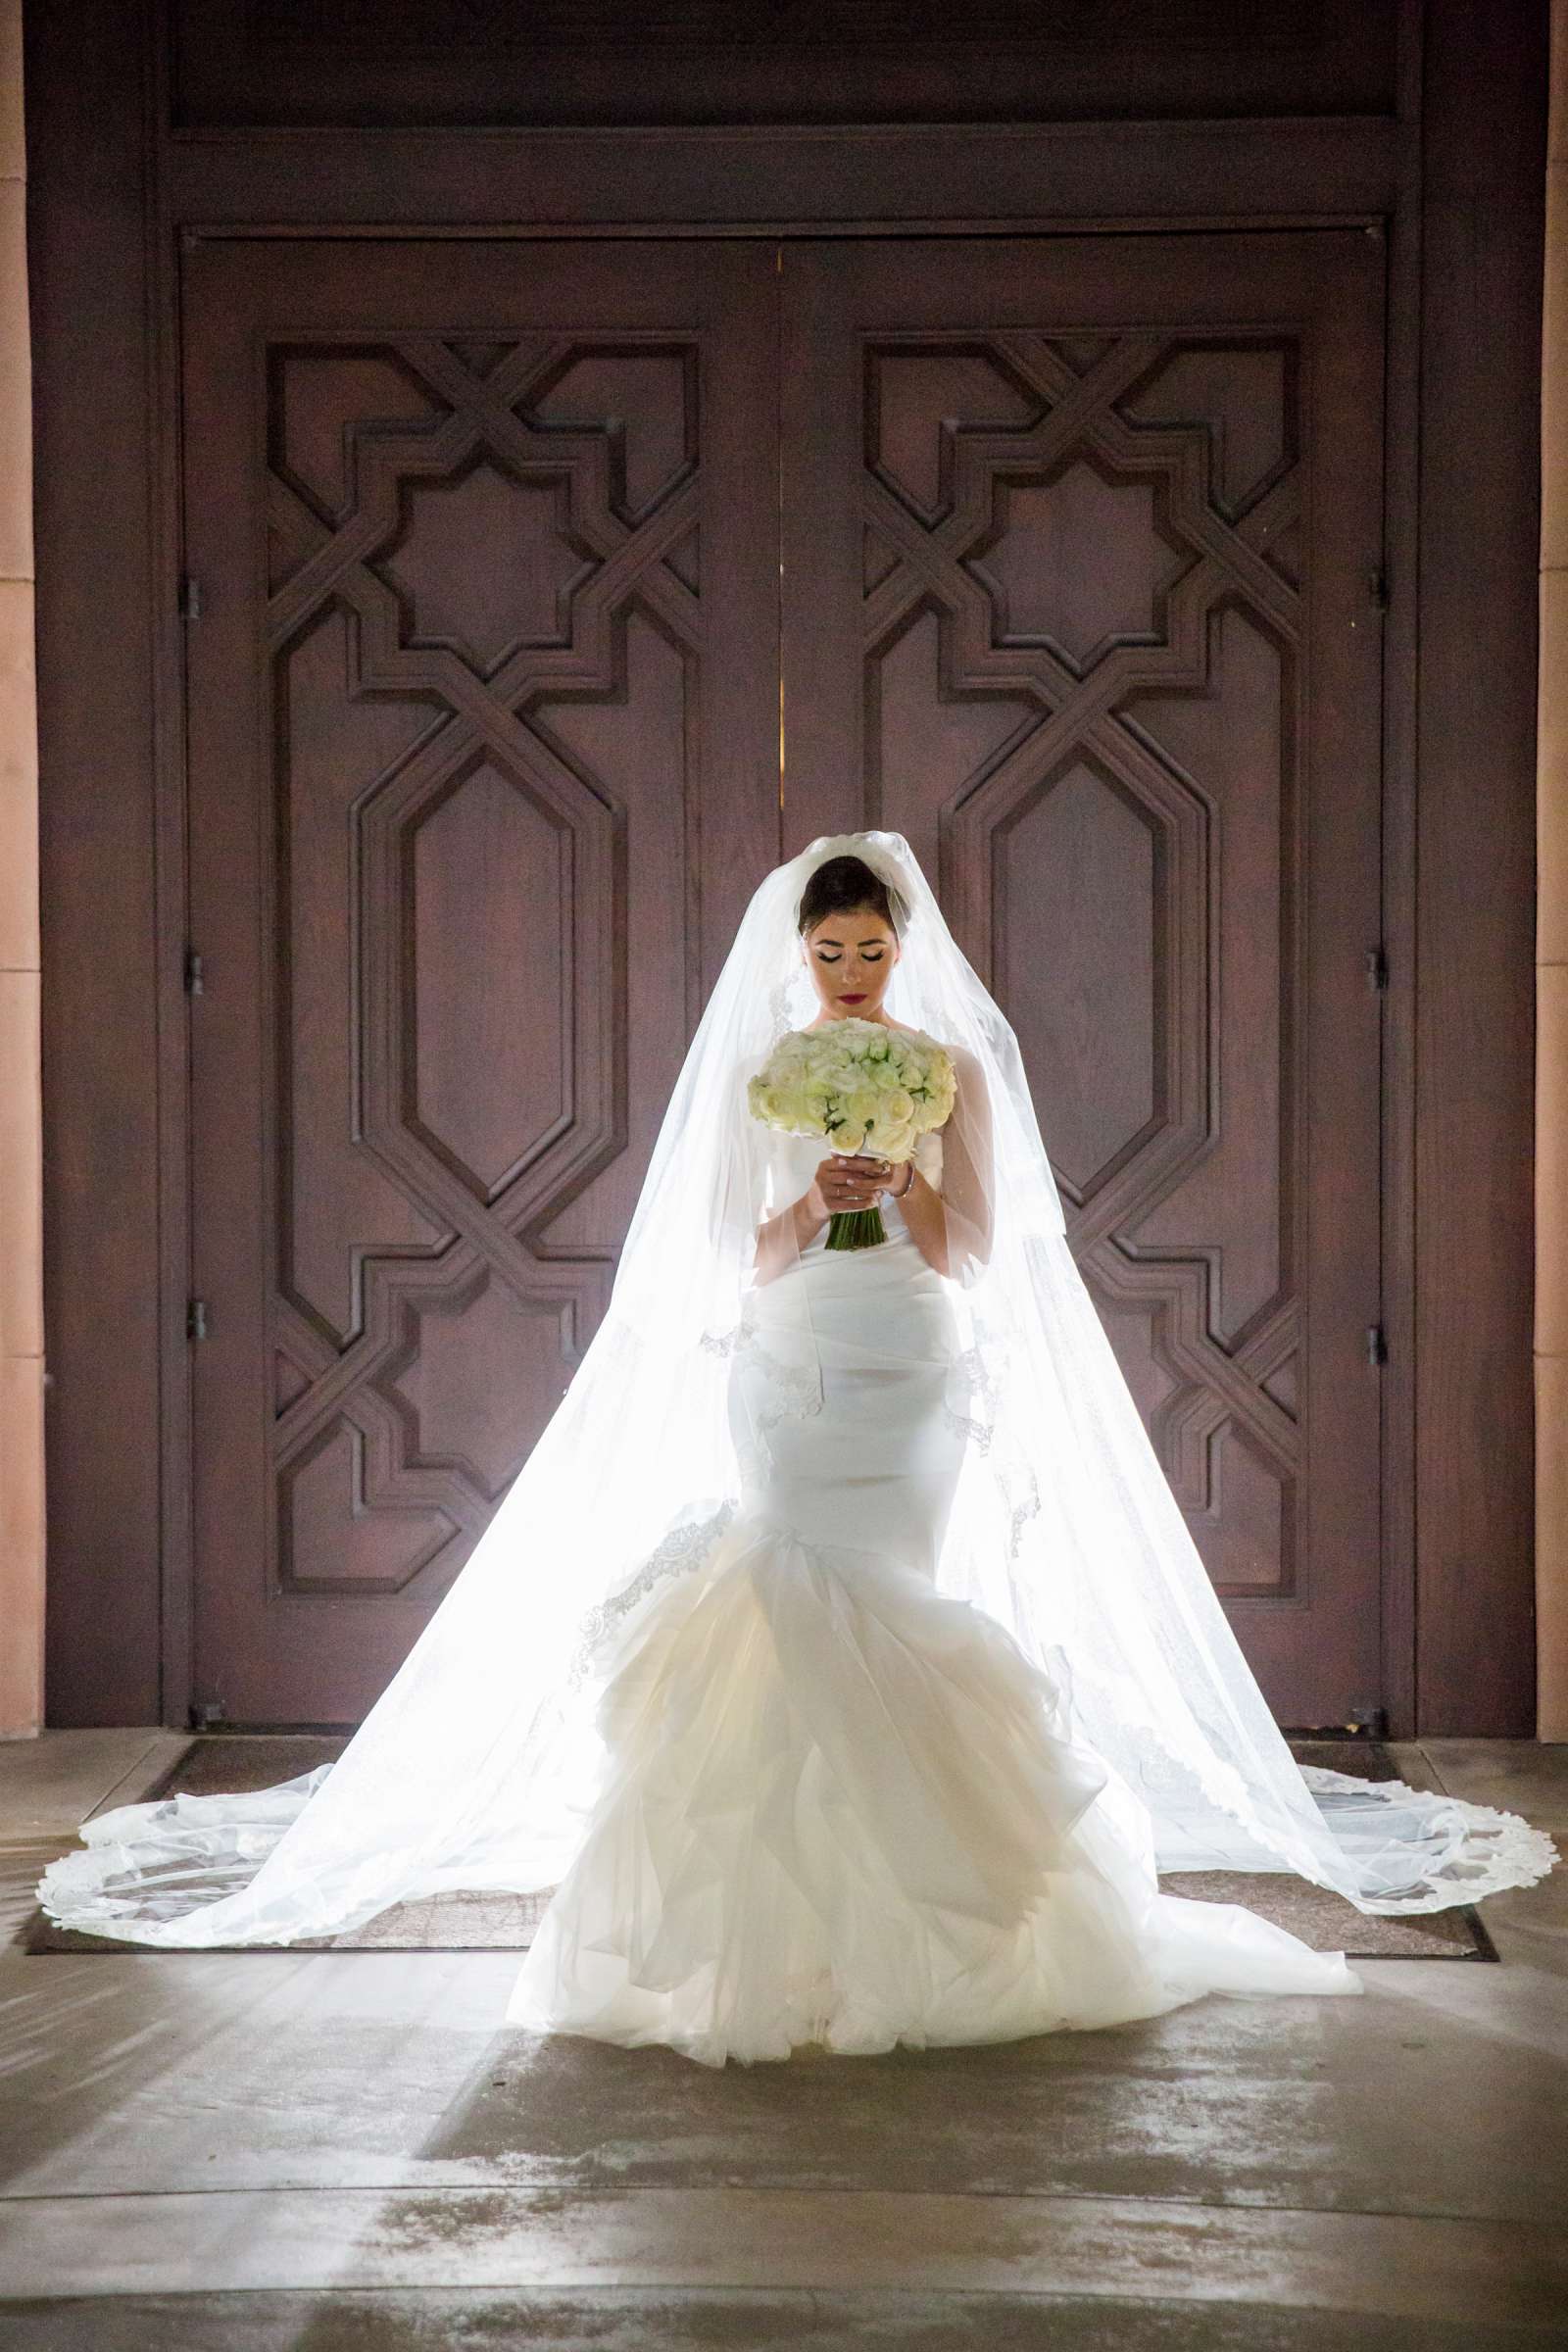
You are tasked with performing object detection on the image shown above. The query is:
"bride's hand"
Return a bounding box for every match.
[808,1152,894,1219]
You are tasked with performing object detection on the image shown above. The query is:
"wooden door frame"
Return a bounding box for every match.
[25,0,1546,1736]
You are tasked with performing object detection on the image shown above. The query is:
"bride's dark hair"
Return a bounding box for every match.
[796,854,897,937]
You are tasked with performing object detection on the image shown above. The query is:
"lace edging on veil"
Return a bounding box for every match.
[35,829,1559,1945]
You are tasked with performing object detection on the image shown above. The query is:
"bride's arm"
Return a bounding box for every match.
[896,1046,994,1282]
[753,1178,828,1285]
[748,1050,995,1287]
[752,1150,900,1285]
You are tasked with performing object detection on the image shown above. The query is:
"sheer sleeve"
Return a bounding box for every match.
[940,1043,994,1283]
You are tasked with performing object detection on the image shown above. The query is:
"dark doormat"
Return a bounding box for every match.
[23,1734,1499,1959]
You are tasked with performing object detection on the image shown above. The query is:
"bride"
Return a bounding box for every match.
[39,831,1556,2068]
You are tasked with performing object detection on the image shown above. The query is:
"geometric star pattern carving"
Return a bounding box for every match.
[862,330,1303,1583]
[267,333,702,1595]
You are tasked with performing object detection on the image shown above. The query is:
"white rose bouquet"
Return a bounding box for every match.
[747,1018,957,1250]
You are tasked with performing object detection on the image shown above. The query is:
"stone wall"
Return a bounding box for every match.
[0,0,42,1740]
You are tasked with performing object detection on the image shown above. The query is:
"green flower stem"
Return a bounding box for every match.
[825,1206,888,1250]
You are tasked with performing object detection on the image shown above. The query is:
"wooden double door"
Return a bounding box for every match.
[180,230,1386,1730]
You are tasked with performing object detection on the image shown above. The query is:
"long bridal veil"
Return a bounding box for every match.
[40,830,1555,1947]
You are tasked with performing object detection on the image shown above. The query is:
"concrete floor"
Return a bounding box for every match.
[0,1735,1564,2348]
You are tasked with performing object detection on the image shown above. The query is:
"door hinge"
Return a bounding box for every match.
[1366,1323,1388,1366]
[189,1698,225,1730]
[1367,565,1389,612]
[187,1297,210,1342]
[183,946,205,996]
[1365,946,1389,992]
[178,574,204,620]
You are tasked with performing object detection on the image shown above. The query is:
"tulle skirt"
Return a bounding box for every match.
[506,1229,1361,2066]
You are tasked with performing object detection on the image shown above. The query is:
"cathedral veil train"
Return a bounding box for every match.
[38,829,1557,2069]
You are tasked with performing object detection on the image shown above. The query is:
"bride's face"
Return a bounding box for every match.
[802,906,901,1022]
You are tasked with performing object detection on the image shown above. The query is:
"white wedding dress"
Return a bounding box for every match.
[507,1129,1360,2067]
[38,831,1555,2064]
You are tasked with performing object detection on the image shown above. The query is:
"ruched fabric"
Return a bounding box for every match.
[506,1207,1361,2067]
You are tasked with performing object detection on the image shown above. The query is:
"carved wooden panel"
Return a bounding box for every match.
[782,234,1385,1723]
[182,241,777,1721]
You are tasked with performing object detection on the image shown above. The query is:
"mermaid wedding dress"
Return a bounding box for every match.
[38,831,1556,2070]
[508,1129,1361,2065]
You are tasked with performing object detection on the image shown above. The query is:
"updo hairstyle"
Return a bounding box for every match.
[796,854,900,938]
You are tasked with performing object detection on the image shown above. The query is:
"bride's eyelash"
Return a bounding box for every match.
[816,951,884,963]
